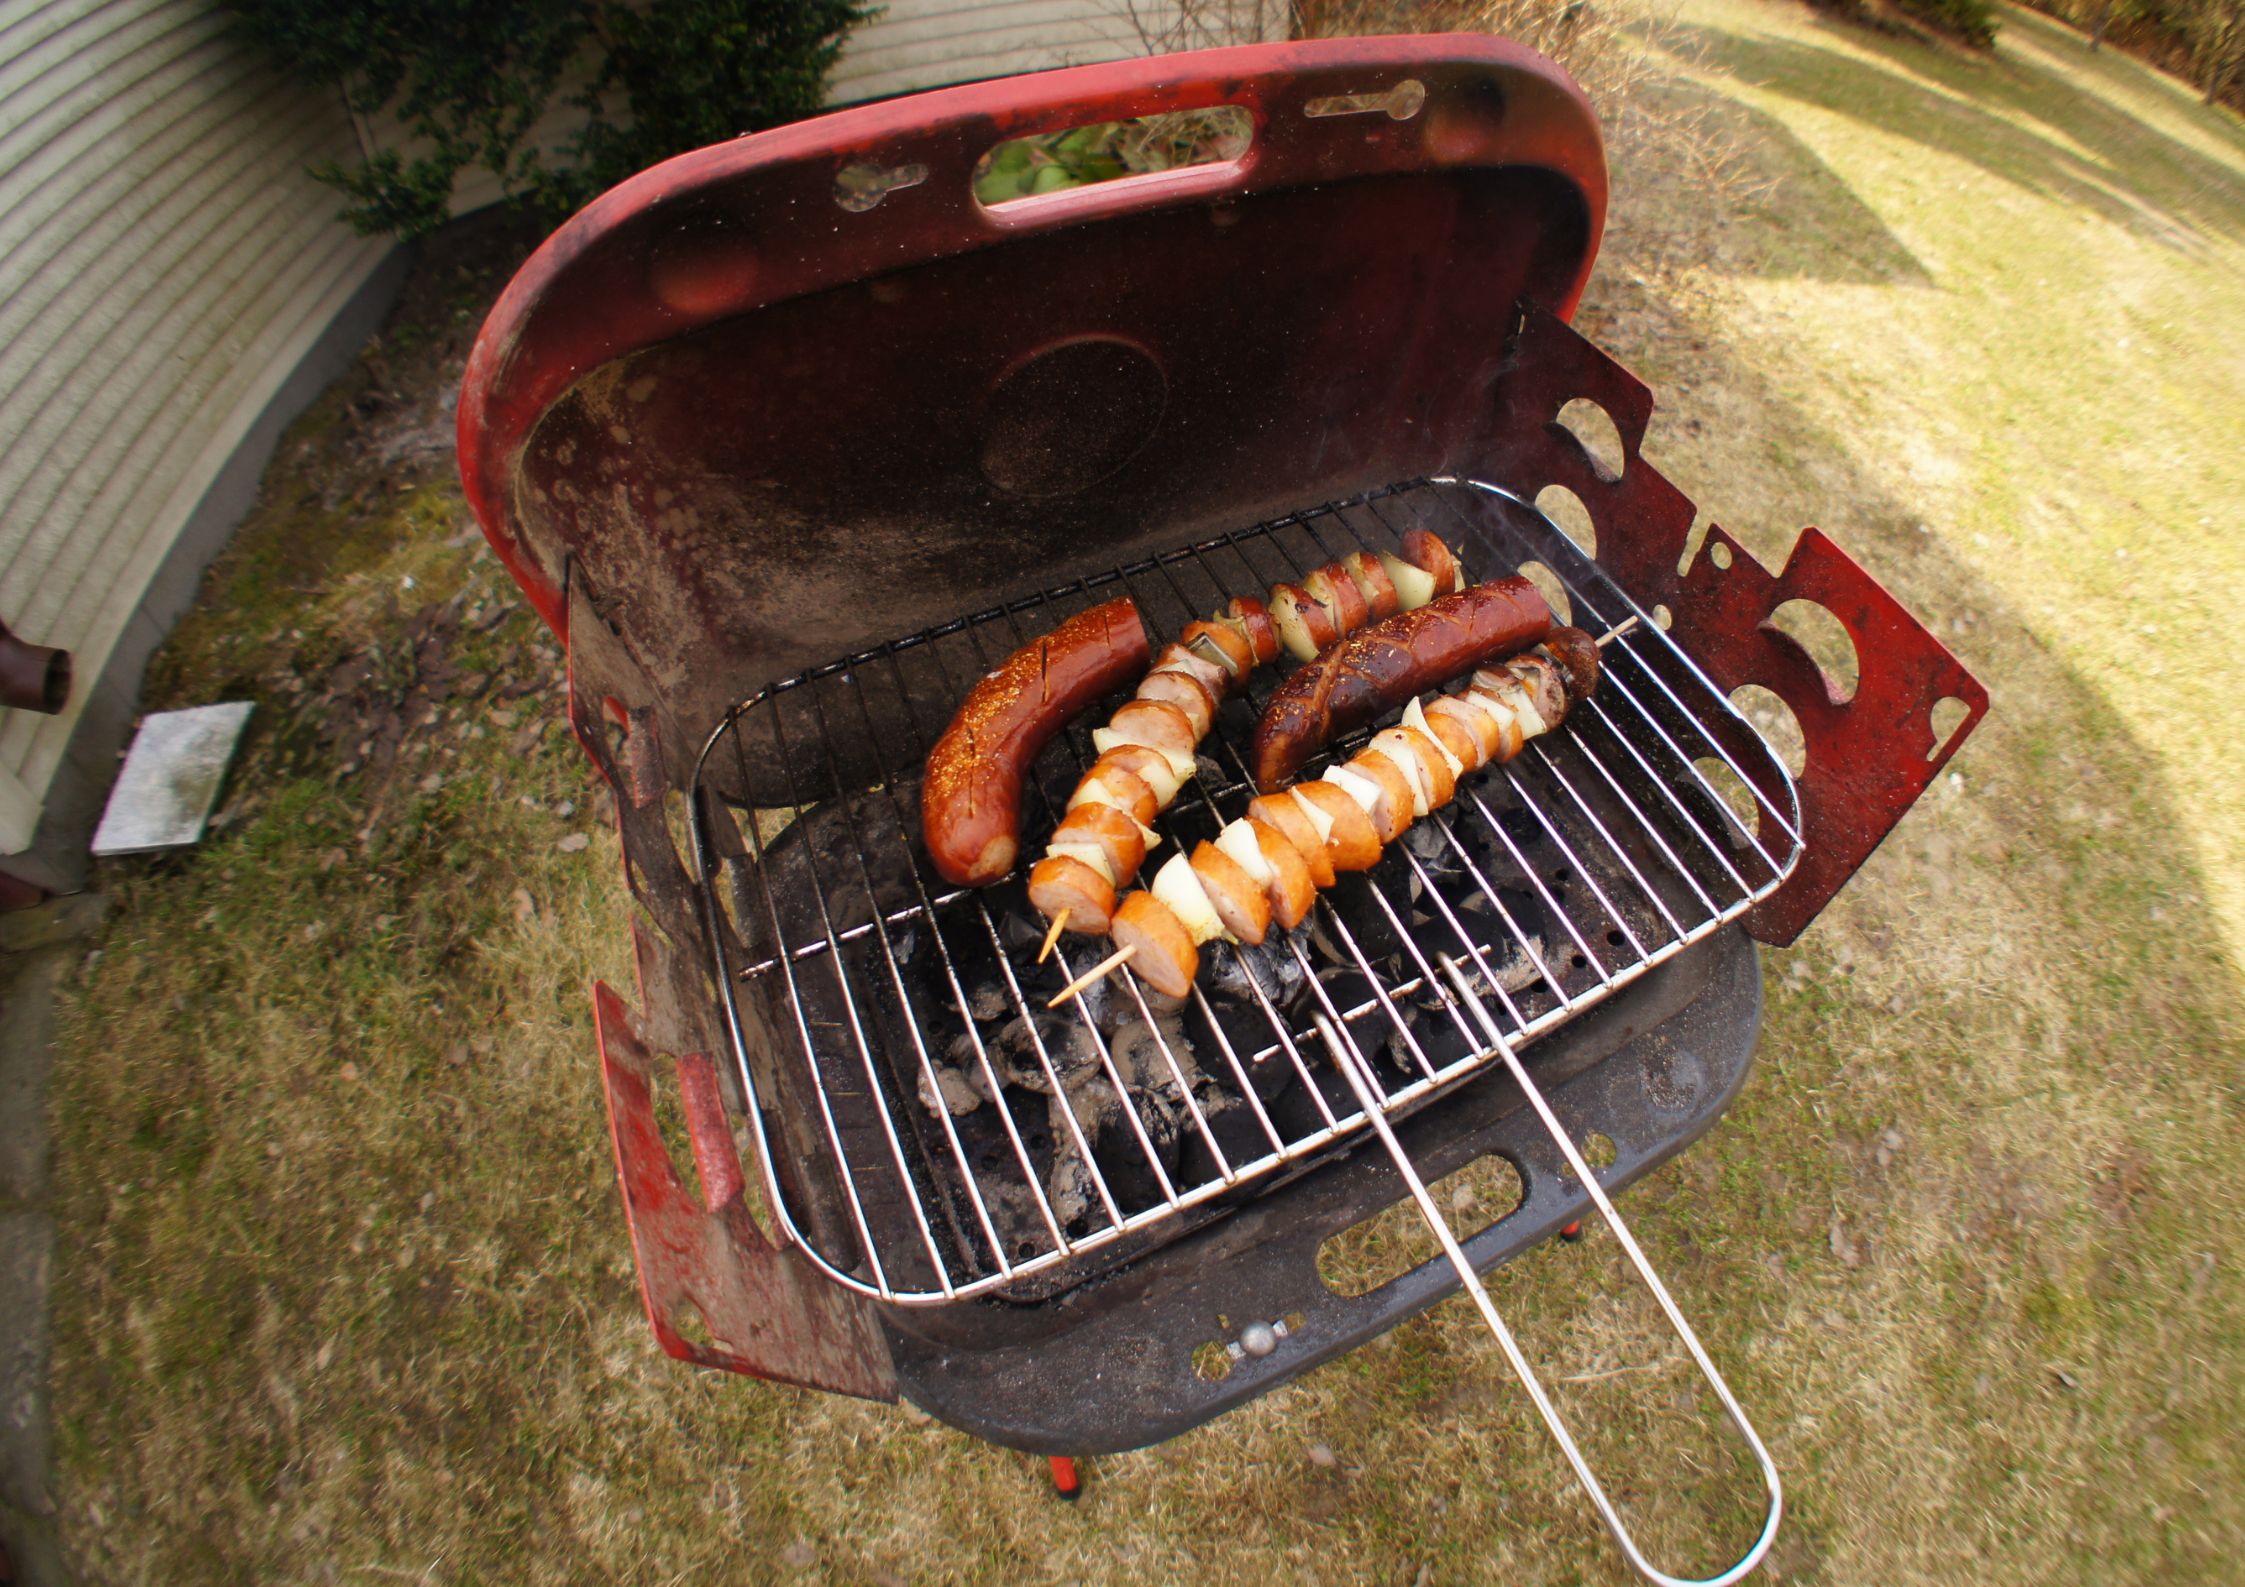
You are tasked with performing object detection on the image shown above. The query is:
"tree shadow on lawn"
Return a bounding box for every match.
[1547,240,2245,1577]
[1663,7,2245,256]
[1612,67,1932,284]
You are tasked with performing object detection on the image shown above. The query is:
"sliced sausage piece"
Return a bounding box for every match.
[1153,643,1230,701]
[1192,841,1271,947]
[1251,818,1318,929]
[1180,620,1254,688]
[1068,761,1161,827]
[1270,582,1339,661]
[1050,802,1150,887]
[1110,890,1198,999]
[1376,724,1455,811]
[1097,698,1197,761]
[923,596,1149,884]
[1305,565,1369,635]
[1027,854,1117,934]
[1135,669,1216,739]
[1343,751,1417,842]
[1402,526,1465,595]
[1342,551,1400,620]
[1094,744,1187,808]
[1424,694,1503,768]
[1248,792,1336,889]
[1295,780,1382,871]
[1249,577,1553,791]
[1224,597,1280,665]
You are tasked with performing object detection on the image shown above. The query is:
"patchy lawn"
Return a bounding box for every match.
[46,2,2245,1582]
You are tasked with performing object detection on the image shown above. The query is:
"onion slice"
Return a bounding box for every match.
[1151,851,1229,945]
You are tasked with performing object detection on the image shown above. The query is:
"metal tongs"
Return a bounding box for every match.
[1311,950,1783,1586]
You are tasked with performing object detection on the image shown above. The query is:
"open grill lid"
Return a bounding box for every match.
[457,36,1609,740]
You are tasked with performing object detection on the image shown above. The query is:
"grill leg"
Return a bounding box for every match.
[1048,1455,1083,1501]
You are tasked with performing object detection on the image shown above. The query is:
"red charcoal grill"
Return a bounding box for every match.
[458,35,1984,1583]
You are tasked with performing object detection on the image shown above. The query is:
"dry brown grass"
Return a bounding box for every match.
[43,3,2245,1583]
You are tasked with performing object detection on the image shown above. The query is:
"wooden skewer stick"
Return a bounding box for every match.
[1595,615,1641,648]
[1046,943,1137,1009]
[1036,909,1070,964]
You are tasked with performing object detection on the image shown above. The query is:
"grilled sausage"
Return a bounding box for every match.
[923,597,1149,885]
[1249,577,1553,791]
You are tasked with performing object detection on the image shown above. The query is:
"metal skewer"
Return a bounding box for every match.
[1311,969,1781,1587]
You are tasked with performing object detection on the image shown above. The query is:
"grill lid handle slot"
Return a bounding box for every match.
[1313,964,1784,1587]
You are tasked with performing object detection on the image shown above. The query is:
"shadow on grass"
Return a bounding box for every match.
[1664,5,2245,254]
[1615,67,1932,282]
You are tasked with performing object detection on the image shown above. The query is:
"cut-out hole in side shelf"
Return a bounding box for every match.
[1534,484,1597,560]
[974,107,1251,206]
[1304,78,1427,120]
[1730,684,1807,779]
[1516,559,1572,626]
[1928,695,1969,760]
[1688,757,1761,847]
[1556,397,1626,481]
[1768,597,1860,703]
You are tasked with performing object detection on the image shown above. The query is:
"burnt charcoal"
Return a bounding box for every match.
[917,1062,982,1118]
[1195,752,1227,786]
[998,905,1046,952]
[967,981,1009,1024]
[1402,819,1458,869]
[1205,932,1306,1011]
[1107,1017,1180,1094]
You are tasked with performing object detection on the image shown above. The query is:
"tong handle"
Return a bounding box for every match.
[1314,969,1782,1587]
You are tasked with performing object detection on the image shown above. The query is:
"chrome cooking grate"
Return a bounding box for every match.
[688,477,1802,1306]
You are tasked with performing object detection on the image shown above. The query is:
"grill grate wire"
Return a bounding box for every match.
[691,477,1802,1305]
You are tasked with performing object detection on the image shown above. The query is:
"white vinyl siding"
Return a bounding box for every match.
[0,0,391,852]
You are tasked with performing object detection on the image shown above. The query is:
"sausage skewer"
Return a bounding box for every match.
[1085,628,1608,1003]
[1023,532,1469,938]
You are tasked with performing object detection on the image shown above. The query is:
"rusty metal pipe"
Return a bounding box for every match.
[0,616,70,714]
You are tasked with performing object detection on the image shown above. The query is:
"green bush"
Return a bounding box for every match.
[1807,0,2001,47]
[1900,0,2002,46]
[229,0,878,238]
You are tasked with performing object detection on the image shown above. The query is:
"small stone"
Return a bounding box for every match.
[779,1541,817,1569]
[340,1063,360,1083]
[1306,1443,1338,1468]
[557,833,590,853]
[554,800,576,818]
[418,773,444,794]
[512,887,537,922]
[447,1044,469,1067]
[266,1142,282,1159]
[1828,1214,1861,1268]
[419,1191,436,1212]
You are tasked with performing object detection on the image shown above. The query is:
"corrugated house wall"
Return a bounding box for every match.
[0,0,402,878]
[0,0,1285,885]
